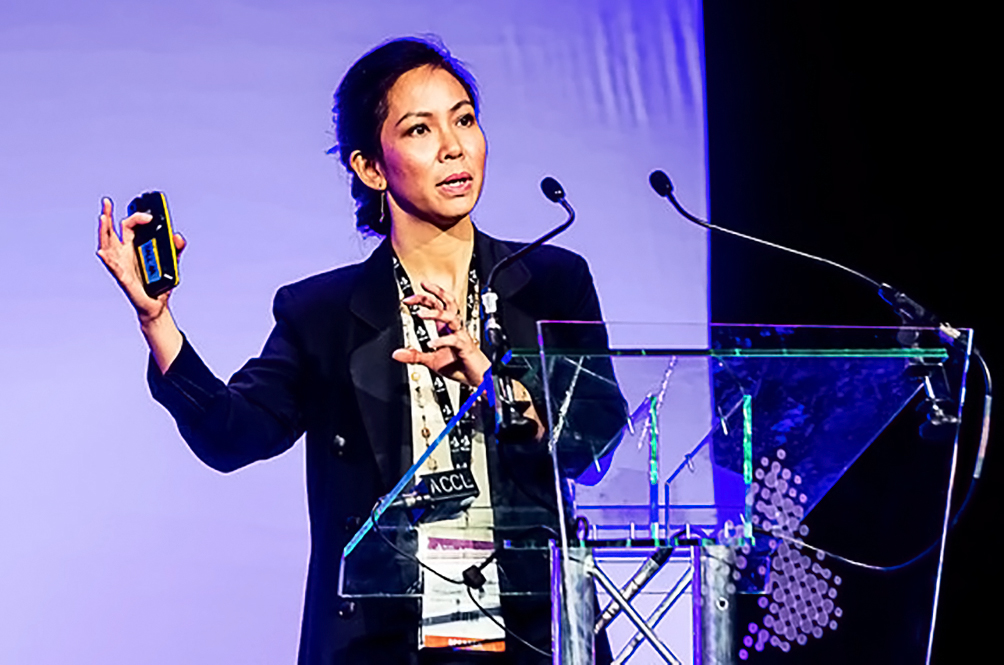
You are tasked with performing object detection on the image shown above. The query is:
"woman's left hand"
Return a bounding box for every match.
[392,281,491,387]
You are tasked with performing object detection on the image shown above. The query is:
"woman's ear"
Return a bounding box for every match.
[349,150,386,192]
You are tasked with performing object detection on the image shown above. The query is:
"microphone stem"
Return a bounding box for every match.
[665,187,958,331]
[665,192,882,291]
[484,198,574,293]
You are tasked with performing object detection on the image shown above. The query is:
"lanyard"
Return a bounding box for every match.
[392,249,480,470]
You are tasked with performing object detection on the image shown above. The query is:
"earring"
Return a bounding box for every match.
[379,189,388,227]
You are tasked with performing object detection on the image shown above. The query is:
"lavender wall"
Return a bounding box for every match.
[0,1,707,662]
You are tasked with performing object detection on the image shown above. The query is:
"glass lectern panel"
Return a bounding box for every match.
[338,322,972,663]
[535,323,964,544]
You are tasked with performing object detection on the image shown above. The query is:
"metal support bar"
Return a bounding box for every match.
[595,547,674,633]
[551,543,594,665]
[691,545,703,665]
[695,545,736,665]
[612,565,693,665]
[587,558,682,665]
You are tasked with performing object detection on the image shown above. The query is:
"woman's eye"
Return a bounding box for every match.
[407,124,429,136]
[458,113,475,127]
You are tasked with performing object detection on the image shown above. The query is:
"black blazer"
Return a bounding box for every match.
[149,229,618,664]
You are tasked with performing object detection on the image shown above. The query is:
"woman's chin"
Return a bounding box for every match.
[421,208,476,231]
[390,200,477,234]
[431,214,474,232]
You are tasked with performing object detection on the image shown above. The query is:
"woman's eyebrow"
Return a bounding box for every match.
[395,100,474,127]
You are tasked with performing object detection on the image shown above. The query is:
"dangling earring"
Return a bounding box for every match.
[379,189,388,228]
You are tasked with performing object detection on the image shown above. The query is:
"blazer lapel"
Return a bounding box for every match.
[348,239,409,490]
[475,228,530,309]
[475,229,534,348]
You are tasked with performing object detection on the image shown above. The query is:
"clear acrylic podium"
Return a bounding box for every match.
[340,323,972,664]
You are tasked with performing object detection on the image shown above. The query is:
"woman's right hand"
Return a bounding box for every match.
[97,197,186,373]
[96,197,185,323]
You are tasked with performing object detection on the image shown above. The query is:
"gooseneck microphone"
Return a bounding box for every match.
[482,176,575,350]
[649,171,994,594]
[647,169,969,334]
[648,169,985,447]
[483,176,575,308]
[482,176,576,441]
[650,169,971,341]
[649,170,886,295]
[650,169,970,340]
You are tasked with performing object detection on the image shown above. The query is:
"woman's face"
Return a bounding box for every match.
[378,65,486,229]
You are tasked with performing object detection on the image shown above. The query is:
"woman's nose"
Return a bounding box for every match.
[439,128,463,160]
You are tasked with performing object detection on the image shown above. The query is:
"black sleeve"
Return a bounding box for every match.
[551,256,627,478]
[147,287,307,473]
[506,252,628,478]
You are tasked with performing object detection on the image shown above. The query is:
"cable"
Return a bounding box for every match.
[939,348,992,527]
[855,345,992,571]
[746,346,991,576]
[743,350,992,574]
[754,463,977,578]
[757,527,917,573]
[466,585,551,658]
[971,348,993,481]
[368,503,465,587]
[367,502,557,656]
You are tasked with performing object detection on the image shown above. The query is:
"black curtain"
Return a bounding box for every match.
[704,4,994,662]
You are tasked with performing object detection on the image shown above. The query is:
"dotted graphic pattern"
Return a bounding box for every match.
[736,449,842,660]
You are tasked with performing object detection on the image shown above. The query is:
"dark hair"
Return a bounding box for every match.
[331,37,480,236]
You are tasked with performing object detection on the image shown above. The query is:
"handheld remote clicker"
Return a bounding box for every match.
[128,191,179,297]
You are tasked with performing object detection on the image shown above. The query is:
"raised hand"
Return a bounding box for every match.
[96,197,185,372]
[391,281,491,387]
[96,197,186,323]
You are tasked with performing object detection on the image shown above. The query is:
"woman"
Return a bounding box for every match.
[97,38,614,665]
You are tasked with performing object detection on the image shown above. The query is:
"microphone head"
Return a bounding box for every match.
[540,176,565,202]
[649,170,673,197]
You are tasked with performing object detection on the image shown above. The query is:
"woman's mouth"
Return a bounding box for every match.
[437,172,473,194]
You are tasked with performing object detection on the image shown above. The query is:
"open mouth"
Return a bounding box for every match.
[437,173,473,187]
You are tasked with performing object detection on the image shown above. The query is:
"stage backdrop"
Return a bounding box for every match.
[0,1,708,662]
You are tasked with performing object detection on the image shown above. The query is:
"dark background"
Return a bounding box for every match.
[703,4,994,663]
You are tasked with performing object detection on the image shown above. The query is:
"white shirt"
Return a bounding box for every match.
[398,285,506,652]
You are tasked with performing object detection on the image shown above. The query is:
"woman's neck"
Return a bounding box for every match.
[390,215,475,294]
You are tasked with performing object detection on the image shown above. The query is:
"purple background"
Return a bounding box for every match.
[0,1,707,662]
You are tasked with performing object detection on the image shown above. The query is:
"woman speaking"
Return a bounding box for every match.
[97,38,614,665]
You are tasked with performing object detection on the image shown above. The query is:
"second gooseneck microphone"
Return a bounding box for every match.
[649,169,965,442]
[649,170,886,294]
[650,169,962,333]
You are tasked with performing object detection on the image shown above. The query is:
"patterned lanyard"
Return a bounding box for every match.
[392,249,480,470]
